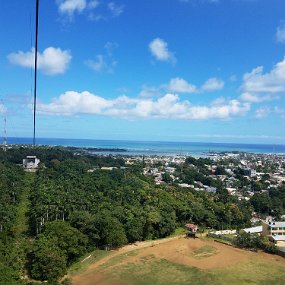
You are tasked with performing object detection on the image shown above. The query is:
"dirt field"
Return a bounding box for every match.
[70,236,285,285]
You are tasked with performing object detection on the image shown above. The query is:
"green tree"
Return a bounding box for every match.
[30,237,67,283]
[42,221,88,263]
[250,193,272,214]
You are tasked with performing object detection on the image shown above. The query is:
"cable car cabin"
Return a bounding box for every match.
[185,223,198,239]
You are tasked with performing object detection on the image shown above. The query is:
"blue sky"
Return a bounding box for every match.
[1,0,285,144]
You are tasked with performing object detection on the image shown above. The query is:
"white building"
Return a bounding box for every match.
[23,156,40,170]
[262,221,285,246]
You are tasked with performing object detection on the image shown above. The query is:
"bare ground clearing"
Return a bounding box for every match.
[71,236,285,285]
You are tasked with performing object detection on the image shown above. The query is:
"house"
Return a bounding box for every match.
[23,156,40,170]
[244,168,256,177]
[204,185,217,194]
[261,221,285,246]
[101,167,116,171]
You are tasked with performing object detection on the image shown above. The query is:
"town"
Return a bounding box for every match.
[123,151,285,249]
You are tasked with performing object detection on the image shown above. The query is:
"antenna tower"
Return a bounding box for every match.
[3,116,7,146]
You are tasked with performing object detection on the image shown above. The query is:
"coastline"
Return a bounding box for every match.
[4,137,285,156]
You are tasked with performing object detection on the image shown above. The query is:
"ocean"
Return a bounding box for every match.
[6,137,285,156]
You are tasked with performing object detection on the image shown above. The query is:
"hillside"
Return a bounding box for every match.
[70,236,285,285]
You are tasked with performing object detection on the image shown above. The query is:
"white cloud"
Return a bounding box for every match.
[165,77,224,94]
[57,0,100,19]
[276,22,285,43]
[229,74,237,82]
[104,42,118,56]
[85,55,105,72]
[58,0,86,16]
[201,77,224,91]
[88,0,99,9]
[240,92,279,103]
[7,47,71,75]
[149,38,176,64]
[139,85,161,98]
[0,104,7,114]
[184,99,249,120]
[86,54,116,73]
[254,106,285,119]
[108,2,124,17]
[37,91,250,120]
[211,97,226,106]
[242,58,285,93]
[167,77,197,93]
[86,42,118,73]
[240,56,285,102]
[254,107,271,118]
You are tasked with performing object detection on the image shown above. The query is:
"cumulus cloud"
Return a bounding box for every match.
[86,42,118,73]
[254,106,285,119]
[0,104,7,114]
[167,77,197,93]
[211,97,226,106]
[165,77,224,94]
[240,92,279,103]
[58,0,87,16]
[37,91,250,120]
[85,55,117,73]
[139,85,161,98]
[276,22,285,43]
[201,77,224,91]
[254,107,271,118]
[229,74,237,82]
[108,2,124,17]
[7,47,71,75]
[88,0,99,9]
[57,0,125,21]
[149,38,176,64]
[240,56,285,102]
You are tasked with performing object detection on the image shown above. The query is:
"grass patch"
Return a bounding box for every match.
[191,245,218,259]
[103,257,217,285]
[80,254,285,285]
[169,227,187,237]
[210,255,285,285]
[71,237,285,285]
[98,250,139,270]
[69,250,111,275]
[203,235,233,246]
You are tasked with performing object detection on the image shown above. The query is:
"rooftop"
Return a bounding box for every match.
[271,235,285,241]
[241,226,262,234]
[265,221,285,228]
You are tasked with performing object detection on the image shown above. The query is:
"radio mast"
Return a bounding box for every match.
[1,115,7,152]
[3,116,7,146]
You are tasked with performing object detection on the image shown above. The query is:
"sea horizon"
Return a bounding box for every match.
[5,136,285,156]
